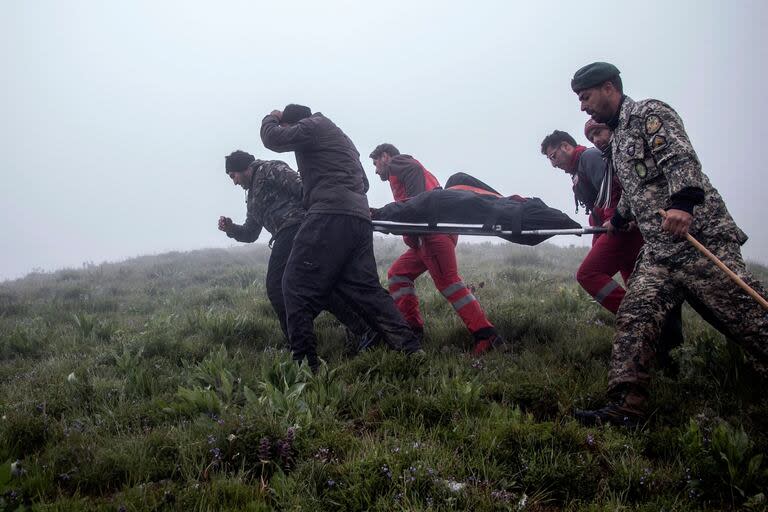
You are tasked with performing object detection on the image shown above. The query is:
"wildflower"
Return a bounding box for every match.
[491,489,515,503]
[67,372,77,383]
[227,433,236,442]
[442,479,466,492]
[207,435,217,445]
[277,438,294,470]
[258,437,271,463]
[314,447,331,463]
[381,464,392,479]
[585,434,595,447]
[327,479,335,487]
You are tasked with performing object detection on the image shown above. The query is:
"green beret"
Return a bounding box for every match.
[571,62,620,92]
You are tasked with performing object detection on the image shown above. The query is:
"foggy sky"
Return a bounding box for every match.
[1,0,766,281]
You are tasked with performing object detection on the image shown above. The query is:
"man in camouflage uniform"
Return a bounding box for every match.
[218,150,375,349]
[570,62,768,427]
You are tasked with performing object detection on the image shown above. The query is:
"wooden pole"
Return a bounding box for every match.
[658,209,768,311]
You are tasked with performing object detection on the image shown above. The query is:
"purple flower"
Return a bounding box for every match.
[586,434,595,447]
[327,479,335,487]
[259,437,271,462]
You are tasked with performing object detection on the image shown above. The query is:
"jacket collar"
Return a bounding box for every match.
[618,95,635,129]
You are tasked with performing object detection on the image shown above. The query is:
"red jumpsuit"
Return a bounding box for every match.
[574,161,644,314]
[383,155,498,347]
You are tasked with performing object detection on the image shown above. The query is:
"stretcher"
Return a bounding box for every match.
[372,220,607,238]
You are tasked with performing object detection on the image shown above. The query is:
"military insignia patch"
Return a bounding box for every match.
[651,135,667,149]
[645,114,662,135]
[626,145,635,157]
[634,162,647,178]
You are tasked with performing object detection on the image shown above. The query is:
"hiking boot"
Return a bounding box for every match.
[574,403,644,428]
[575,384,647,428]
[473,333,508,356]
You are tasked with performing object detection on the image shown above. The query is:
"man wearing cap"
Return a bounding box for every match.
[570,62,768,426]
[369,143,505,355]
[218,150,377,351]
[541,128,645,314]
[260,105,423,370]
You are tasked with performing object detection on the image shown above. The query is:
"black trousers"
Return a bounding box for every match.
[266,223,370,343]
[282,214,421,369]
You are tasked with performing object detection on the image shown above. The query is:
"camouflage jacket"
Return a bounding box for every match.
[226,160,306,243]
[611,96,747,261]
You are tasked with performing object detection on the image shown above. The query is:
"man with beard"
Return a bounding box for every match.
[570,62,768,426]
[218,150,377,352]
[370,143,504,355]
[541,127,644,314]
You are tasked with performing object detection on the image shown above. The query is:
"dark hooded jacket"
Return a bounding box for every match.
[260,113,370,220]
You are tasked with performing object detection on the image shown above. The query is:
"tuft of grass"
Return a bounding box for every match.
[0,242,765,509]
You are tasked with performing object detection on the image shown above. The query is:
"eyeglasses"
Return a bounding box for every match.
[546,147,561,162]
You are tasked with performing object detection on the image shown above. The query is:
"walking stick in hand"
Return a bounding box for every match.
[658,209,768,311]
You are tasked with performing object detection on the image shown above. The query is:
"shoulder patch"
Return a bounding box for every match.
[645,114,663,135]
[651,135,667,150]
[626,145,635,157]
[634,162,647,179]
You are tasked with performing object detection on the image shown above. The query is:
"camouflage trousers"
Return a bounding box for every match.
[608,238,768,393]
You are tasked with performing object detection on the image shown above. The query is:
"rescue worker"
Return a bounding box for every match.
[570,62,768,426]
[369,143,505,355]
[540,129,644,313]
[541,126,685,371]
[260,105,423,370]
[218,150,377,350]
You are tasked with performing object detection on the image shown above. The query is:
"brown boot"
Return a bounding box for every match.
[575,384,648,428]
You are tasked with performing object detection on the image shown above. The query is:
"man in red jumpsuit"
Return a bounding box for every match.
[369,143,504,355]
[542,125,686,371]
[540,126,644,313]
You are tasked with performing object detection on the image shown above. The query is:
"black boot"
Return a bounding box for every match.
[575,384,647,428]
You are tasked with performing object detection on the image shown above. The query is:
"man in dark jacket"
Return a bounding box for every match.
[218,150,376,351]
[260,104,423,370]
[370,143,504,355]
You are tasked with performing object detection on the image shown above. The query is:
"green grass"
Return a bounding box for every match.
[0,241,766,511]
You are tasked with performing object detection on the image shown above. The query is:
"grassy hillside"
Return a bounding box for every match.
[1,240,766,511]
